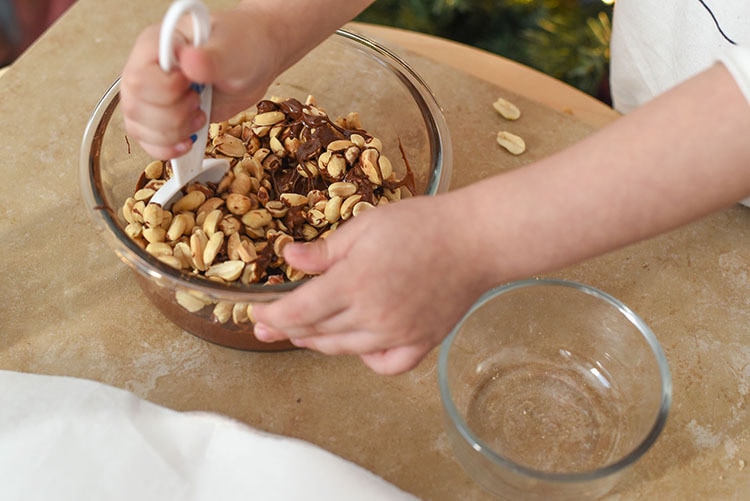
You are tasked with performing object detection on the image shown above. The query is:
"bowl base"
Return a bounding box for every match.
[134,273,297,352]
[467,352,626,474]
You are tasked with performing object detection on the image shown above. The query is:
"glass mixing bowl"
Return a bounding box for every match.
[439,279,671,499]
[80,29,452,351]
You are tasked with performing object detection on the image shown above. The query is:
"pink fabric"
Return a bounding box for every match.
[44,0,75,25]
[8,0,76,55]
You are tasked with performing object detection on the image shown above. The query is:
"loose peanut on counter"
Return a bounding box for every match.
[492,97,521,121]
[492,97,527,155]
[496,130,526,155]
[122,96,415,324]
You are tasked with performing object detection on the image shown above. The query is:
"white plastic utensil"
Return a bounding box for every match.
[150,0,230,208]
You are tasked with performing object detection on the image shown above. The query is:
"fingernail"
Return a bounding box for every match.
[189,133,198,144]
[189,82,205,93]
[175,140,191,153]
[254,322,270,341]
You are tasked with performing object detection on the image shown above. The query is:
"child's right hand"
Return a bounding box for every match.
[120,7,279,160]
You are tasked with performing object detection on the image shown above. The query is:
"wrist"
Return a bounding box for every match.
[430,188,502,295]
[234,0,374,74]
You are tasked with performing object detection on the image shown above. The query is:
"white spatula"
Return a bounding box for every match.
[149,0,230,208]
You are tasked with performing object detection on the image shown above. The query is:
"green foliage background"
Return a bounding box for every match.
[356,0,613,101]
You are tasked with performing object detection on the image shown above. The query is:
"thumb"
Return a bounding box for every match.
[176,45,218,85]
[282,239,335,274]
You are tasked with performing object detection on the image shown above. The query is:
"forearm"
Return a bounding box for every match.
[236,0,374,75]
[451,63,750,288]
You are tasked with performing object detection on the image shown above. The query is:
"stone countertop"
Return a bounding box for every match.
[1,0,749,499]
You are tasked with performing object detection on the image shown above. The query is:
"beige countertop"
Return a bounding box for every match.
[1,1,749,499]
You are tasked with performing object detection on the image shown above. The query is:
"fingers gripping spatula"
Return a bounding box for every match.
[149,0,230,208]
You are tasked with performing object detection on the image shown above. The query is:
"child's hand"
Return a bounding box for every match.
[252,193,489,375]
[120,7,277,160]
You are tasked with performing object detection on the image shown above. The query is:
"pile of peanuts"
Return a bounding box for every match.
[121,96,413,318]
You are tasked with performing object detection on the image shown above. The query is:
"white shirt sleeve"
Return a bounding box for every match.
[610,1,750,207]
[718,46,750,207]
[718,45,750,107]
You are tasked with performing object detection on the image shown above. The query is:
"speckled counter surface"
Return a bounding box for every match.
[1,1,749,499]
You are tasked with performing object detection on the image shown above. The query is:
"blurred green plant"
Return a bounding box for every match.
[356,0,613,100]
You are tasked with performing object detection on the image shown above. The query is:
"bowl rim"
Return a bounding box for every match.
[437,277,672,483]
[79,28,453,302]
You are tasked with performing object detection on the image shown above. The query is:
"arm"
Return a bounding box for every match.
[120,0,373,160]
[252,62,750,374]
[465,63,750,280]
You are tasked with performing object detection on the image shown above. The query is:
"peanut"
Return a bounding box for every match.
[492,97,522,120]
[496,131,526,155]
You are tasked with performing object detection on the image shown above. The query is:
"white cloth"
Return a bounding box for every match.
[610,1,750,207]
[0,370,417,501]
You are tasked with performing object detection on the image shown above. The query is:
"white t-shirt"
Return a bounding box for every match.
[610,1,750,207]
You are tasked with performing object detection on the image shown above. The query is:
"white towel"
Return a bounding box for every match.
[0,370,417,501]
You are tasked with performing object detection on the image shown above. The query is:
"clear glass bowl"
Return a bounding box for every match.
[80,29,452,351]
[439,278,671,500]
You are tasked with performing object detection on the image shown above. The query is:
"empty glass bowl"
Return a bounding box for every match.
[439,278,671,499]
[80,29,452,350]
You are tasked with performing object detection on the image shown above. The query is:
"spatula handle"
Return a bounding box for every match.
[157,0,213,187]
